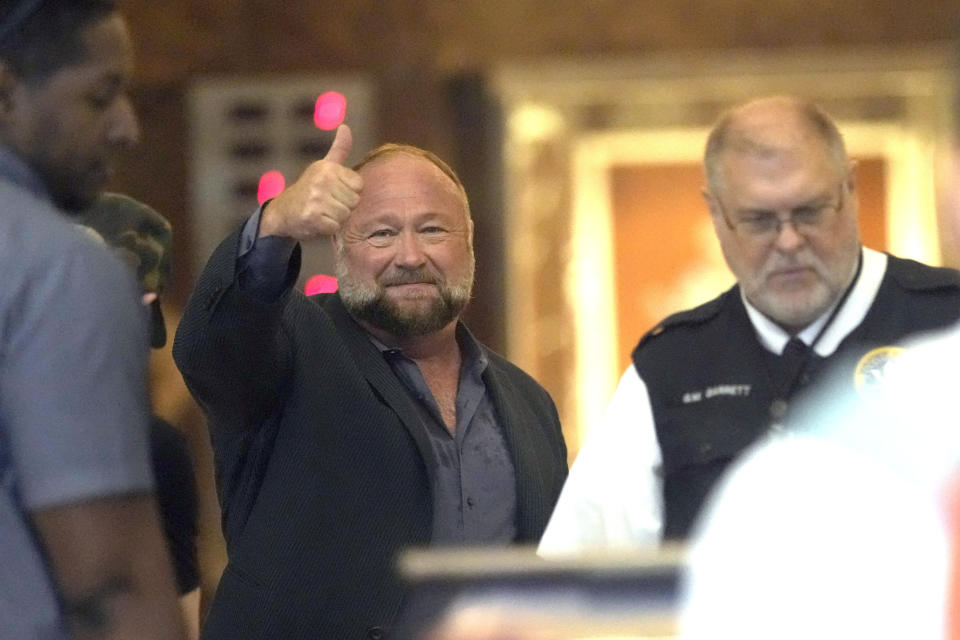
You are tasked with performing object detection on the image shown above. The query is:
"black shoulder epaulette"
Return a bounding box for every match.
[634,290,731,353]
[885,254,960,292]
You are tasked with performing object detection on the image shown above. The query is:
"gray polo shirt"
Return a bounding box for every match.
[0,147,153,638]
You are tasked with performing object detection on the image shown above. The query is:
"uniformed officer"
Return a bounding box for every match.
[538,95,960,550]
[681,54,960,638]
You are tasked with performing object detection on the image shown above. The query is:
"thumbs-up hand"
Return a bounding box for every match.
[258,124,363,240]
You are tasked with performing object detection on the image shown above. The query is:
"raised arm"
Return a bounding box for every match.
[173,125,363,430]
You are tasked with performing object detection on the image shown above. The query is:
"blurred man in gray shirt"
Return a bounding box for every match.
[0,1,183,638]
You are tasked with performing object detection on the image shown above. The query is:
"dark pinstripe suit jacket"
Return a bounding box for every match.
[173,230,568,640]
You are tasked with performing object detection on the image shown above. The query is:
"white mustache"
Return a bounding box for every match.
[762,252,821,277]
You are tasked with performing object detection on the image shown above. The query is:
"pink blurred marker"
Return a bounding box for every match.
[257,170,286,204]
[314,91,347,130]
[304,274,339,295]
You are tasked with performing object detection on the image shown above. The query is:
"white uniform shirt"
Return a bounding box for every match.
[538,247,888,554]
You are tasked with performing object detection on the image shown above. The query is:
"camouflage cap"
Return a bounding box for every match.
[78,193,172,348]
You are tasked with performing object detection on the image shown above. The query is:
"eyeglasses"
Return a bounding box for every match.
[716,182,847,241]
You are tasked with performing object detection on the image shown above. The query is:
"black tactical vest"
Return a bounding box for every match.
[632,254,960,541]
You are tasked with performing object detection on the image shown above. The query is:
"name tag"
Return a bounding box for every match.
[683,384,752,404]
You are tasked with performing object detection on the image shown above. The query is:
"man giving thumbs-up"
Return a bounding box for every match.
[174,125,568,640]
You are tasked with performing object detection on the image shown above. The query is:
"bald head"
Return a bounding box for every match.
[704,96,848,198]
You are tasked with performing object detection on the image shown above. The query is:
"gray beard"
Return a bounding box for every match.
[336,266,473,339]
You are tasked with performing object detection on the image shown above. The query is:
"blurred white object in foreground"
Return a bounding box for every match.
[681,324,960,640]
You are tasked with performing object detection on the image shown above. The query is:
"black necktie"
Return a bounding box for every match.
[781,337,810,367]
[769,338,811,430]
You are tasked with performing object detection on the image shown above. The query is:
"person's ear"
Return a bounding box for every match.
[846,159,858,194]
[703,188,729,237]
[702,187,714,213]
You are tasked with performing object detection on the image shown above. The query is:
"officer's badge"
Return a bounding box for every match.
[853,346,906,395]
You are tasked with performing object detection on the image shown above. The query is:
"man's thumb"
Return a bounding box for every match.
[324,124,353,165]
